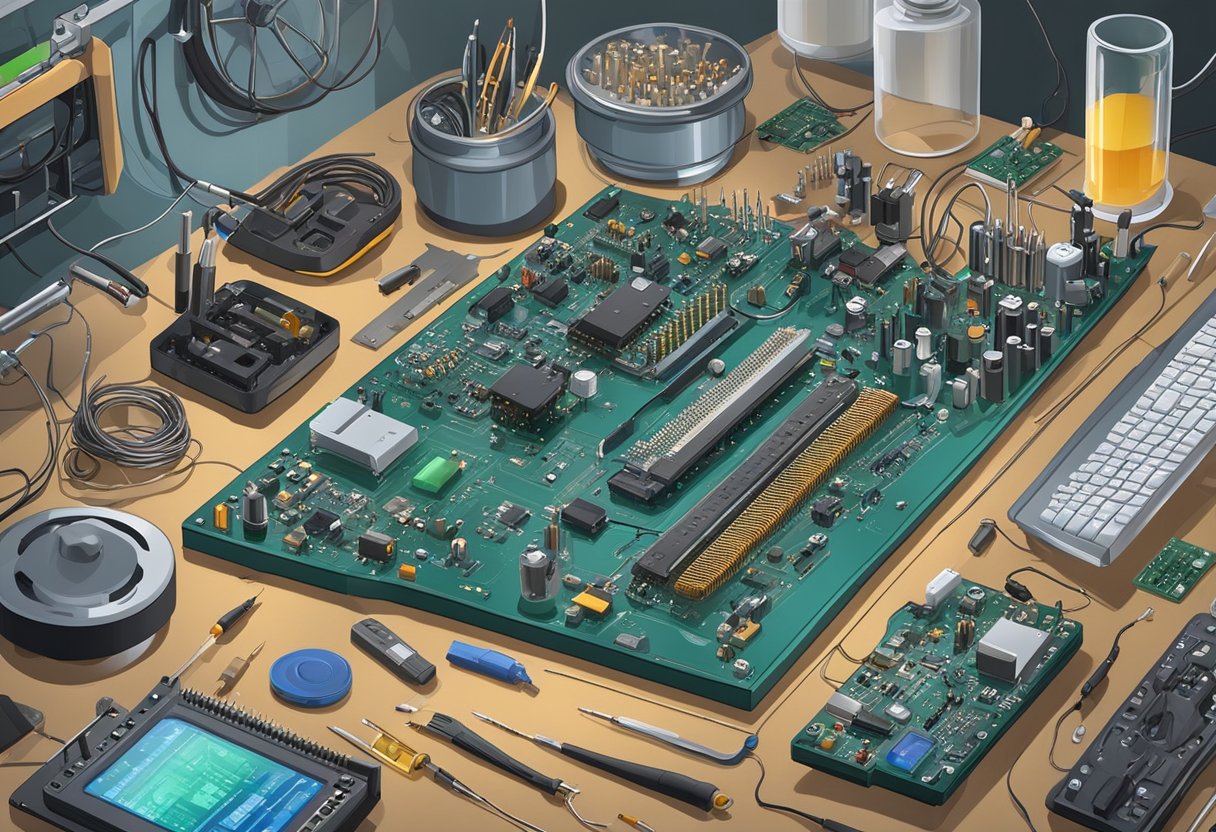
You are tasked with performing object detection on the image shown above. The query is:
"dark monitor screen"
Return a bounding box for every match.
[84,717,323,832]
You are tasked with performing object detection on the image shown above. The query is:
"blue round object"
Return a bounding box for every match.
[270,649,352,708]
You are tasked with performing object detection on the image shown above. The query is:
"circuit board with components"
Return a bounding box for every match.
[1134,537,1215,602]
[184,185,1152,709]
[791,571,1082,803]
[966,134,1064,190]
[757,97,846,153]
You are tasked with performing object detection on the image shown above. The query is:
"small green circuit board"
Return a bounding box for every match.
[791,573,1082,804]
[966,134,1064,190]
[1134,538,1215,602]
[757,97,846,153]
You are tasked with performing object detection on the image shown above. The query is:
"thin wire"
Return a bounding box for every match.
[89,188,194,252]
[750,755,837,830]
[793,57,872,114]
[2,242,40,276]
[1173,48,1216,97]
[1007,739,1040,832]
[1021,0,1068,128]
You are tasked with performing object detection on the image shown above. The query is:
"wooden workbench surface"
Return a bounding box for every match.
[3,31,1215,832]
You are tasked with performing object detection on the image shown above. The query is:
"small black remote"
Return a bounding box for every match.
[350,618,436,685]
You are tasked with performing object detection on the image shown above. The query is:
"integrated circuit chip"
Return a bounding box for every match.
[570,277,670,349]
[489,364,568,427]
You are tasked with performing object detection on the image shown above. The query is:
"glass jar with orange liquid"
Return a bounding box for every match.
[1085,15,1173,221]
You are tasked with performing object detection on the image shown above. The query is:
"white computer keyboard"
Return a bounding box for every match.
[1011,289,1216,565]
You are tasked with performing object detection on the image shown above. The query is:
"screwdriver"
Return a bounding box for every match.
[169,593,261,683]
[331,719,544,832]
[474,712,733,812]
[409,712,607,828]
[578,707,758,765]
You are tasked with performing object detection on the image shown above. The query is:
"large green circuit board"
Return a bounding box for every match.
[184,186,1152,709]
[790,573,1081,803]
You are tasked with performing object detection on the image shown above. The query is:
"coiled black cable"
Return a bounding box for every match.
[65,381,192,480]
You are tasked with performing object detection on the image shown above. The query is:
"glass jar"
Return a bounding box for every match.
[777,0,872,61]
[1085,15,1173,221]
[873,0,980,158]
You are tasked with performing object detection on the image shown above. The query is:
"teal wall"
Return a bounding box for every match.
[0,1,782,307]
[2,0,1212,308]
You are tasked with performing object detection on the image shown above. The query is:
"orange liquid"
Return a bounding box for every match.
[1085,92,1166,207]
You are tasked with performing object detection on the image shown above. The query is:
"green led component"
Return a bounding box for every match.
[412,456,460,495]
[1133,538,1215,602]
[791,578,1082,804]
[966,134,1064,189]
[0,42,50,86]
[757,98,846,153]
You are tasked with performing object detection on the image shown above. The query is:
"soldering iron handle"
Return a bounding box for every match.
[428,714,563,795]
[559,744,725,812]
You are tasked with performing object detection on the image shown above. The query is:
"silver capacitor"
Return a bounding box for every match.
[893,339,914,376]
[951,377,971,409]
[1019,343,1037,378]
[1039,326,1056,364]
[519,547,560,607]
[965,367,981,402]
[981,350,1005,403]
[845,296,869,332]
[915,327,933,361]
[570,369,598,399]
[967,220,987,275]
[919,361,943,403]
[1004,336,1023,392]
[1045,243,1083,304]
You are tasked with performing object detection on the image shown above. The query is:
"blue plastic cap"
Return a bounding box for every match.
[447,640,530,685]
[270,649,353,708]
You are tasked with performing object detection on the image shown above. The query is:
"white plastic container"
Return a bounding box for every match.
[873,0,980,158]
[777,0,872,61]
[1085,15,1173,222]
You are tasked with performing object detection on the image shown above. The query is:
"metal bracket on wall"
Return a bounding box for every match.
[352,245,484,350]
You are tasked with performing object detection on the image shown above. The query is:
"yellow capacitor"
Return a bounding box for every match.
[213,503,230,531]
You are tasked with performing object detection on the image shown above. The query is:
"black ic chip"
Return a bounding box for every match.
[570,278,671,349]
[584,195,620,221]
[490,364,567,427]
[561,498,607,536]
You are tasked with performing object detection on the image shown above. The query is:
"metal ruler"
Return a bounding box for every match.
[352,244,482,349]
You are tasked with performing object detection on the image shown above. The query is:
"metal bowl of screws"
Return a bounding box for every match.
[409,74,558,237]
[566,23,753,185]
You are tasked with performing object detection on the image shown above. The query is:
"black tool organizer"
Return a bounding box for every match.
[1048,613,1216,832]
[150,280,339,412]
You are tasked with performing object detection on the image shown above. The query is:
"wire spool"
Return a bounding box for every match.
[566,24,753,184]
[181,0,382,115]
[409,74,557,236]
[64,381,192,483]
[0,508,176,659]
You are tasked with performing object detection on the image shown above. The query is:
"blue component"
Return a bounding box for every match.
[446,640,532,686]
[270,648,353,708]
[886,732,935,773]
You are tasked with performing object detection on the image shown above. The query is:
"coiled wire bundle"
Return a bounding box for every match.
[65,380,193,483]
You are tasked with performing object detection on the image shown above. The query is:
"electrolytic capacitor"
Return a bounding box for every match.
[923,289,947,330]
[1045,243,1083,305]
[946,333,970,374]
[543,521,562,555]
[967,221,987,276]
[519,548,559,608]
[880,318,893,358]
[998,296,1025,343]
[1004,336,1023,392]
[1024,323,1040,368]
[242,482,268,536]
[951,377,971,409]
[450,537,468,564]
[1038,326,1055,364]
[981,351,1005,403]
[893,339,913,376]
[965,367,981,402]
[571,369,598,399]
[1019,343,1036,378]
[919,361,942,403]
[845,297,869,332]
[915,327,933,361]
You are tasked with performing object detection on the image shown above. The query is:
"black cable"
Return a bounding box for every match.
[751,755,861,832]
[1020,0,1068,128]
[1173,123,1216,144]
[182,0,380,116]
[45,219,149,298]
[65,382,192,480]
[1130,217,1206,250]
[1004,566,1092,613]
[1006,740,1039,832]
[2,242,40,276]
[793,57,872,114]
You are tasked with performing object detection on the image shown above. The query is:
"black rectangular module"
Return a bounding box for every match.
[472,286,515,322]
[533,278,569,307]
[357,531,396,562]
[837,247,868,277]
[584,195,620,220]
[561,498,608,536]
[856,244,909,286]
[490,364,567,426]
[570,279,671,349]
[631,377,859,584]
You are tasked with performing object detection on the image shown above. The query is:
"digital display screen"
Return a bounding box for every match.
[84,718,323,832]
